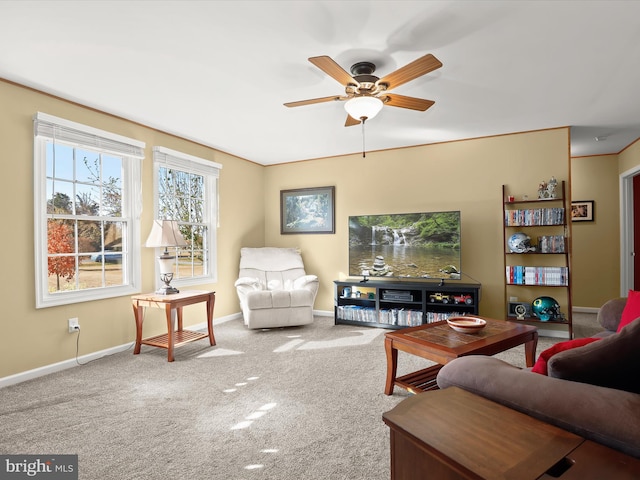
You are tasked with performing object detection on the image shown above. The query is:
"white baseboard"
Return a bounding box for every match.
[0,312,243,389]
[4,307,581,389]
[0,343,135,389]
[537,329,571,339]
[572,306,600,314]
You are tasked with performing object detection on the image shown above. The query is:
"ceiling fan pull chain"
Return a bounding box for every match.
[362,118,366,158]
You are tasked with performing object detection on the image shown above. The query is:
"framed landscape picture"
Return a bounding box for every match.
[571,200,594,222]
[280,186,335,234]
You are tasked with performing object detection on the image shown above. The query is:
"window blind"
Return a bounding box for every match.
[153,146,222,177]
[34,112,145,159]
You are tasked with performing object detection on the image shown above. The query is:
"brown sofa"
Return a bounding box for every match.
[436,298,640,458]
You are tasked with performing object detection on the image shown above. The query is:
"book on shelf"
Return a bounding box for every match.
[379,308,423,327]
[337,305,377,323]
[505,266,569,286]
[537,235,565,253]
[337,305,423,327]
[424,311,466,323]
[504,208,565,226]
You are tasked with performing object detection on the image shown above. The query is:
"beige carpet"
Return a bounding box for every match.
[0,313,599,479]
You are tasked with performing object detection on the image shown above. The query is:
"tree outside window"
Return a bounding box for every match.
[34,112,144,308]
[152,146,220,289]
[45,147,125,292]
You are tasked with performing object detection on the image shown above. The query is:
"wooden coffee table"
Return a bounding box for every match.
[384,317,537,395]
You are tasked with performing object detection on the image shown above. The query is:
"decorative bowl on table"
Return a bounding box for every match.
[446,316,487,334]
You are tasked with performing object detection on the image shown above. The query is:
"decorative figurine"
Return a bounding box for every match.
[538,177,558,199]
[537,181,548,199]
[547,176,557,198]
[514,303,527,320]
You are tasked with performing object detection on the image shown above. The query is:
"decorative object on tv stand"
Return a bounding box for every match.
[145,219,187,295]
[537,176,558,199]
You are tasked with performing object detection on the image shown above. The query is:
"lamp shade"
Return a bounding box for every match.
[344,96,384,121]
[145,220,187,248]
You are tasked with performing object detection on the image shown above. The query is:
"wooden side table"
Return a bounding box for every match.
[131,290,216,362]
[383,387,640,479]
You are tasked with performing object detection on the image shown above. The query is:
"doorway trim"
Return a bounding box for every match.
[620,165,640,295]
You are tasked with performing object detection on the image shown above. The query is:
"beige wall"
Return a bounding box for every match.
[0,80,264,378]
[570,154,620,307]
[5,75,635,381]
[264,129,571,320]
[619,138,640,175]
[566,139,640,309]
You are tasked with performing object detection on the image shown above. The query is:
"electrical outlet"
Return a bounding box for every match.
[68,318,79,333]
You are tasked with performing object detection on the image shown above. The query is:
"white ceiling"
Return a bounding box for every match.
[2,1,640,165]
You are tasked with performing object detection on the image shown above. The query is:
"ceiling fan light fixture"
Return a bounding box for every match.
[344,96,383,121]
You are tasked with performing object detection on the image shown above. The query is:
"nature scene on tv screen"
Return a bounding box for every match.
[349,211,461,279]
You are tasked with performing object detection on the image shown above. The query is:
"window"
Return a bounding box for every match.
[151,147,221,289]
[34,112,145,308]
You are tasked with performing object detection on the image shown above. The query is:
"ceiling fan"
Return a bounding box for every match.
[284,54,442,126]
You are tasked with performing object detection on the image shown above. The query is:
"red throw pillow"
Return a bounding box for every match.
[618,290,640,332]
[531,337,601,375]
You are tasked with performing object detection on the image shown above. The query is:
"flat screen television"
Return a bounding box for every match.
[348,211,461,280]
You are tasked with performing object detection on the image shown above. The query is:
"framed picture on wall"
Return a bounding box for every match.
[280,186,335,234]
[571,200,594,222]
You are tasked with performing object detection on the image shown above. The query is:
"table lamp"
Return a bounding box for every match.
[145,219,187,295]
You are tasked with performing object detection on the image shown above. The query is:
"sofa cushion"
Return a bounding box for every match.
[531,337,601,375]
[271,290,292,308]
[289,289,314,307]
[597,297,627,332]
[618,290,640,332]
[246,291,276,310]
[548,317,640,393]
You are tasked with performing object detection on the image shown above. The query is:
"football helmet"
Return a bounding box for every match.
[531,296,561,321]
[508,232,532,253]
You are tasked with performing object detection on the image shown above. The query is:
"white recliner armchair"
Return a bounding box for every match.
[234,247,319,329]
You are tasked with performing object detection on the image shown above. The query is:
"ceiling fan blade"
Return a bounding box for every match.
[377,54,442,90]
[284,95,345,108]
[345,114,361,127]
[384,93,435,111]
[309,56,357,86]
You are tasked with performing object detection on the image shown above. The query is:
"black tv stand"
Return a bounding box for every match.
[334,279,481,329]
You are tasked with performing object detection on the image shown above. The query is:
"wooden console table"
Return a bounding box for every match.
[383,387,640,479]
[131,290,216,362]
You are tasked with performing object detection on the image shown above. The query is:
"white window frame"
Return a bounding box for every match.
[33,112,145,308]
[151,146,221,290]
